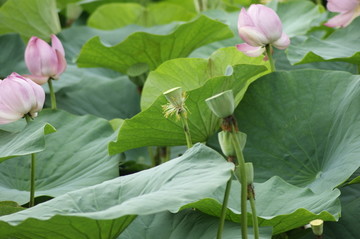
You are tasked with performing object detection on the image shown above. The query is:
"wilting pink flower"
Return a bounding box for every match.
[324,0,360,28]
[0,73,45,124]
[236,4,290,58]
[25,34,67,85]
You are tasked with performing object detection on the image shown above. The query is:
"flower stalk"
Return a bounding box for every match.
[193,0,207,12]
[180,111,192,148]
[206,90,251,239]
[249,190,259,239]
[245,163,259,239]
[230,124,248,239]
[217,176,232,239]
[265,45,276,72]
[25,115,36,207]
[48,78,57,110]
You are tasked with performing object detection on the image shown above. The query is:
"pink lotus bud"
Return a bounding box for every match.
[324,0,360,28]
[0,73,45,124]
[236,4,290,57]
[24,34,67,85]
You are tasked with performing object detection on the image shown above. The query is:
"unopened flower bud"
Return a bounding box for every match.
[127,63,149,87]
[235,162,254,184]
[205,90,235,118]
[218,131,246,157]
[0,73,45,124]
[245,162,254,184]
[25,34,67,85]
[236,4,290,57]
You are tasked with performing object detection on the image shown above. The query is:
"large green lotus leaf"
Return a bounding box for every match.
[80,0,140,13]
[0,34,27,77]
[60,23,172,62]
[0,109,119,204]
[141,46,270,109]
[87,2,195,29]
[0,121,55,163]
[0,144,234,239]
[298,183,360,239]
[46,64,122,93]
[234,70,360,193]
[55,76,140,120]
[109,64,267,154]
[164,0,196,12]
[275,0,325,38]
[185,176,340,235]
[76,15,233,74]
[274,48,358,73]
[119,209,272,239]
[56,0,79,9]
[320,183,360,239]
[0,201,25,216]
[286,18,360,65]
[0,0,61,41]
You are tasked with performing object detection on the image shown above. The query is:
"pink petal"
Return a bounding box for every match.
[24,77,45,116]
[1,73,35,115]
[238,8,256,28]
[35,38,59,77]
[54,49,67,78]
[23,74,49,85]
[25,37,43,76]
[272,32,290,49]
[0,73,45,124]
[0,102,22,124]
[238,26,269,46]
[236,43,265,57]
[327,0,358,13]
[51,34,65,56]
[324,11,355,27]
[247,4,283,43]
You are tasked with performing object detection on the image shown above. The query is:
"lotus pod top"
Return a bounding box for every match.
[205,90,235,119]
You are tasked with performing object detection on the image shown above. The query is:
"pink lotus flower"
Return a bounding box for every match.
[0,73,45,124]
[25,34,67,85]
[324,0,360,28]
[236,4,290,58]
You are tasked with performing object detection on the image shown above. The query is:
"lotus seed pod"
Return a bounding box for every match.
[163,87,184,108]
[310,219,324,236]
[205,90,235,118]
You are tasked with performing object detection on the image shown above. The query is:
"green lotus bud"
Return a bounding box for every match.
[235,162,254,184]
[310,219,323,236]
[205,90,235,118]
[218,131,247,157]
[218,131,235,157]
[66,3,83,25]
[127,63,149,87]
[245,162,254,184]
